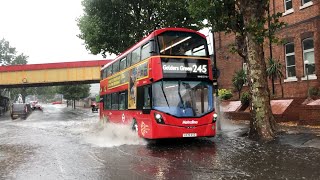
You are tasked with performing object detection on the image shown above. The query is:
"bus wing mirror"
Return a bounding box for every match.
[212,68,220,79]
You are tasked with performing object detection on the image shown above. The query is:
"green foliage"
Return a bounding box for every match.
[232,69,247,98]
[0,38,16,65]
[308,87,319,98]
[218,89,233,100]
[267,58,284,96]
[58,84,90,101]
[11,53,28,65]
[9,87,59,102]
[78,0,199,56]
[95,94,100,103]
[240,92,251,105]
[266,58,283,80]
[0,38,28,65]
[188,0,286,56]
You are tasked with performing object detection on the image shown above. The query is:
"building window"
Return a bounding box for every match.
[302,0,312,5]
[284,0,293,11]
[285,43,296,78]
[303,38,315,76]
[300,0,313,9]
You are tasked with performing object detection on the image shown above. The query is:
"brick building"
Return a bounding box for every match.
[216,0,320,98]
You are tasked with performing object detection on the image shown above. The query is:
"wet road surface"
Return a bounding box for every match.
[0,104,320,180]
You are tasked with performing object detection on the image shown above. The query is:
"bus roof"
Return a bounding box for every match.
[102,27,205,70]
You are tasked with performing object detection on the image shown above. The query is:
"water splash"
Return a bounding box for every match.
[215,98,248,137]
[83,121,146,148]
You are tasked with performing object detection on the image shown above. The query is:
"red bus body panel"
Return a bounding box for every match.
[100,28,216,139]
[100,109,216,139]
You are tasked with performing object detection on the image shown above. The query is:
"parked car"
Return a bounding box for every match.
[30,101,43,110]
[91,102,99,113]
[52,101,62,105]
[11,103,31,120]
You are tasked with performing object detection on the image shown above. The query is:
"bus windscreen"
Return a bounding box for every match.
[157,31,208,57]
[152,81,213,117]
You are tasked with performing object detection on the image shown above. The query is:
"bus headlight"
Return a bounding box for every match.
[212,113,218,122]
[154,113,165,124]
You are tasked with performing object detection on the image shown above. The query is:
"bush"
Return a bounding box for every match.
[218,89,233,100]
[240,92,251,105]
[308,87,319,98]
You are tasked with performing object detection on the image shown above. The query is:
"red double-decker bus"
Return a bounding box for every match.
[100,27,217,139]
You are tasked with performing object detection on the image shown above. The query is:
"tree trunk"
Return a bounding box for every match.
[271,76,275,96]
[73,99,76,109]
[280,78,284,98]
[240,0,276,141]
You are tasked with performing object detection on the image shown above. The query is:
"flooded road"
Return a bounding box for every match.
[0,104,320,180]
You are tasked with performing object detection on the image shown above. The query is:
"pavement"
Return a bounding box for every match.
[227,119,320,149]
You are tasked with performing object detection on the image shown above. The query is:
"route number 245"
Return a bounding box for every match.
[192,65,207,74]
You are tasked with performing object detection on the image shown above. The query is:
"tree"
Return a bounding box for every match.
[11,53,28,65]
[188,0,247,61]
[232,69,247,99]
[239,0,276,141]
[0,38,29,102]
[0,38,16,65]
[189,0,285,141]
[58,85,90,109]
[267,58,284,98]
[78,0,200,56]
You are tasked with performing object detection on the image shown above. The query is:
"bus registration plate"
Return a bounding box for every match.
[183,133,197,137]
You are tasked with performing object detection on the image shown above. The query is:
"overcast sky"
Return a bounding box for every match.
[0,0,115,65]
[0,1,212,95]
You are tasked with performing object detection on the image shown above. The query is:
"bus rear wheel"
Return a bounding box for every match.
[131,119,138,132]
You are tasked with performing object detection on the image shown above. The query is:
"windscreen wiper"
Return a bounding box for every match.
[178,80,185,110]
[161,80,170,107]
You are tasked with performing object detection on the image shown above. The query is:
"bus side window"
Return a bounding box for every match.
[119,91,127,110]
[141,42,150,61]
[127,53,132,66]
[143,86,151,109]
[111,93,119,110]
[120,57,127,71]
[103,95,107,110]
[131,47,141,65]
[106,66,112,77]
[113,60,120,74]
[137,85,151,110]
[106,94,111,110]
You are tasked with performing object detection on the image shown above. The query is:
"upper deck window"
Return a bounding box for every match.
[131,48,141,65]
[141,42,151,60]
[106,66,112,76]
[119,57,127,71]
[157,31,208,57]
[112,60,120,74]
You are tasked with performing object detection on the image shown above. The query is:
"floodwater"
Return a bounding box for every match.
[0,104,319,179]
